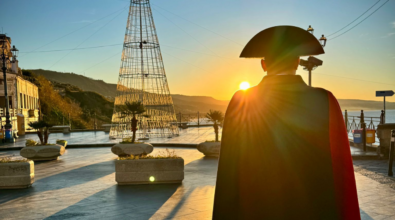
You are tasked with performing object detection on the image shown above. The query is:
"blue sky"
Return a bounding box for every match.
[1,0,394,101]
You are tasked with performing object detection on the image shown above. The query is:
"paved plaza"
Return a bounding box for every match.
[0,146,394,220]
[0,127,394,219]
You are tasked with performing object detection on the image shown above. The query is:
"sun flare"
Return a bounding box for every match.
[239,82,251,90]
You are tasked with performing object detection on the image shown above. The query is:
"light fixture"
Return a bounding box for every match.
[307,25,314,35]
[319,35,327,47]
[11,45,19,58]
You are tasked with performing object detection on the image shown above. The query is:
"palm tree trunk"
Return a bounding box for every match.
[214,122,219,142]
[37,129,44,145]
[44,128,49,144]
[131,115,138,143]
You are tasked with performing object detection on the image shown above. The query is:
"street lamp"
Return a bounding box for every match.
[319,35,327,47]
[11,45,19,60]
[307,25,314,35]
[299,27,327,87]
[0,35,18,142]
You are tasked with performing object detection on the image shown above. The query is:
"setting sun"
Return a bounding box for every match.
[239,82,250,90]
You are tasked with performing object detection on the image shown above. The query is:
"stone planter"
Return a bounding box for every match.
[20,145,66,161]
[197,142,221,157]
[111,143,153,157]
[115,158,184,185]
[0,161,35,189]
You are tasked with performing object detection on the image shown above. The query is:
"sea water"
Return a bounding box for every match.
[346,109,395,123]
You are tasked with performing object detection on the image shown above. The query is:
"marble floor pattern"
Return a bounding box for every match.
[0,147,394,220]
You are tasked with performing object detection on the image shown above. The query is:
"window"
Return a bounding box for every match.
[20,93,22,108]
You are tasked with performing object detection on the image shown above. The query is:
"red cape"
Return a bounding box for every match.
[213,75,360,219]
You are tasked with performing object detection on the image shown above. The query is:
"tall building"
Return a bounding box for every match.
[0,34,39,134]
[110,0,178,139]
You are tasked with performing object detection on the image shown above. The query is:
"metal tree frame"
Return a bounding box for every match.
[110,0,178,139]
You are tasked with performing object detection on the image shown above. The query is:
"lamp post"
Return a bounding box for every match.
[299,26,326,86]
[0,35,18,142]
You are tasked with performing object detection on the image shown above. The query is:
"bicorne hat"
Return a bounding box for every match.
[240,25,324,59]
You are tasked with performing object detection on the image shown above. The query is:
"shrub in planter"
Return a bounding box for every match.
[115,149,184,185]
[0,157,35,189]
[197,110,224,157]
[20,121,65,161]
[28,120,53,145]
[56,140,68,147]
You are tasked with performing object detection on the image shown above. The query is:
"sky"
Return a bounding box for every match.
[1,0,394,102]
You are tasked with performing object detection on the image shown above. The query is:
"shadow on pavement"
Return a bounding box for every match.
[44,157,219,219]
[0,160,115,205]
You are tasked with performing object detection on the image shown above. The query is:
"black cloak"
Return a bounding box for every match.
[213,75,360,220]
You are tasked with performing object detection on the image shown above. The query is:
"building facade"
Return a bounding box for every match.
[0,34,39,134]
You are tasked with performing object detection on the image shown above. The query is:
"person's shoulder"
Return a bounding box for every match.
[309,87,334,98]
[230,89,249,102]
[230,86,259,103]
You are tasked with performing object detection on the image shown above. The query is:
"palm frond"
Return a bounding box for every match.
[206,110,224,124]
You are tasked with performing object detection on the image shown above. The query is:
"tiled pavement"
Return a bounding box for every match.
[0,147,395,220]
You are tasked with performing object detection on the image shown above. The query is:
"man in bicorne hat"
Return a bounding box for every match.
[213,26,360,219]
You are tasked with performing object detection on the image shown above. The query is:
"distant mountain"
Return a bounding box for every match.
[171,94,229,114]
[29,69,394,113]
[338,99,394,111]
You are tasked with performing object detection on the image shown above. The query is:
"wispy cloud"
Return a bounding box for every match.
[392,21,395,28]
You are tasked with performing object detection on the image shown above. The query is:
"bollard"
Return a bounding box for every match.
[360,110,366,151]
[380,110,385,125]
[345,110,348,132]
[362,122,367,152]
[197,111,200,127]
[388,130,395,176]
[179,112,182,128]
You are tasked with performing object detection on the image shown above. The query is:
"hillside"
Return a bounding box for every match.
[65,90,114,123]
[172,94,229,114]
[21,70,90,129]
[29,69,394,113]
[30,69,117,99]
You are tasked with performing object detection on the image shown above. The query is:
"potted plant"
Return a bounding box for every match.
[111,101,153,157]
[115,148,184,185]
[56,139,68,147]
[197,110,224,157]
[20,121,66,161]
[0,157,35,189]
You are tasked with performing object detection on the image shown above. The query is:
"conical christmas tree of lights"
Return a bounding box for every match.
[110,0,179,139]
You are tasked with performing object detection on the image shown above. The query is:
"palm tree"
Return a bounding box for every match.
[117,101,147,143]
[206,110,224,142]
[28,120,53,145]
